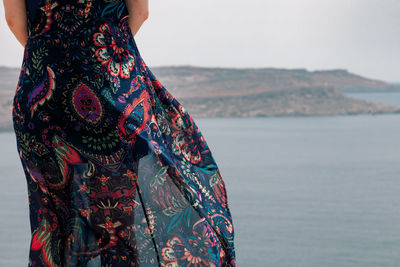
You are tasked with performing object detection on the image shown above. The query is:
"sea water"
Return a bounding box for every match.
[196,114,400,266]
[1,93,400,266]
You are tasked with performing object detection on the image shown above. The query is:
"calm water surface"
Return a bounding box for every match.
[345,91,400,107]
[1,96,400,266]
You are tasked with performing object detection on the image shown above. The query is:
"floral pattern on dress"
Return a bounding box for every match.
[12,0,236,266]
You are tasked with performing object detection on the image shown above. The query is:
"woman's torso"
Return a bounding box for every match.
[13,0,140,132]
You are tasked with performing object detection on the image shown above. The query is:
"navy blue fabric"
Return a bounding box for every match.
[26,0,41,22]
[12,0,236,266]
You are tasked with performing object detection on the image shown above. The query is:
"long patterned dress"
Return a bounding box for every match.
[11,0,236,266]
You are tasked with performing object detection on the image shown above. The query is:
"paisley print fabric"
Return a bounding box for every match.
[12,0,236,266]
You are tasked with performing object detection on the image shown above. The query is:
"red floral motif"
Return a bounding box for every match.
[119,230,128,238]
[93,23,135,78]
[79,208,91,218]
[169,105,203,164]
[78,182,89,192]
[99,174,110,185]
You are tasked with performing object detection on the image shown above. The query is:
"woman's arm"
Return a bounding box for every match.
[124,0,149,37]
[3,0,28,48]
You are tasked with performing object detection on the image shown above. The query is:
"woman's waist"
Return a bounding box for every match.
[23,14,136,73]
[25,13,133,55]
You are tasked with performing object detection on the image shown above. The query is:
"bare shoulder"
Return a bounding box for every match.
[4,0,27,28]
[3,0,26,22]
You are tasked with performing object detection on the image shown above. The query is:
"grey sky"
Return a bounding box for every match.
[1,0,399,82]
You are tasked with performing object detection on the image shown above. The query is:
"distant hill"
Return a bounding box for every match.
[148,66,400,98]
[0,65,399,131]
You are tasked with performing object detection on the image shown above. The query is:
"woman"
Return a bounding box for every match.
[4,0,236,266]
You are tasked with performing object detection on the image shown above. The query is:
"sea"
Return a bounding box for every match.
[1,92,399,266]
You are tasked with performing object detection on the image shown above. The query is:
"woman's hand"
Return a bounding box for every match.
[124,0,149,37]
[3,0,28,48]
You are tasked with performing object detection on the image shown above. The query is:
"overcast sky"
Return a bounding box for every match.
[1,0,399,82]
